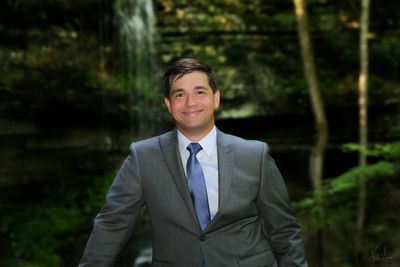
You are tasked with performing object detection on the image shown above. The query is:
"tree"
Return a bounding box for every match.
[355,0,370,265]
[293,0,329,265]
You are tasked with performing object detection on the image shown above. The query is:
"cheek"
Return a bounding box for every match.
[169,101,182,113]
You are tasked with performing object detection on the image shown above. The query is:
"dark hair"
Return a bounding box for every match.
[163,58,218,97]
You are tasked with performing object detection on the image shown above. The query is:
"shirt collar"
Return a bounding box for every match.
[177,126,217,157]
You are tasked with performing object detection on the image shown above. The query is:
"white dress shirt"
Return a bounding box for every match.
[177,126,219,220]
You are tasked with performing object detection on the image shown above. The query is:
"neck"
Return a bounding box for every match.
[177,125,215,142]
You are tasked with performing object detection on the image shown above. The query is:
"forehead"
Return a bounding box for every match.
[171,71,209,88]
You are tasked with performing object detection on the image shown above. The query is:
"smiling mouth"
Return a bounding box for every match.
[182,110,202,117]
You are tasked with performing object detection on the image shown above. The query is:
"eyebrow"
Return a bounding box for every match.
[194,86,208,90]
[170,86,208,94]
[170,88,185,95]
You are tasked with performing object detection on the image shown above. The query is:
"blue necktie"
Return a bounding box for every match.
[186,143,211,232]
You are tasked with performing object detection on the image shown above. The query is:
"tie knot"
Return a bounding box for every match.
[187,143,202,155]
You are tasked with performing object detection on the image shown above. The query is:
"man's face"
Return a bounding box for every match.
[164,71,220,140]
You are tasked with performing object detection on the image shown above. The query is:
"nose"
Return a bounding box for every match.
[186,93,196,107]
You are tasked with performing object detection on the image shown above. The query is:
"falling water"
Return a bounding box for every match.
[116,0,162,138]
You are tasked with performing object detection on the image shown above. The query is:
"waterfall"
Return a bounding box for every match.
[116,0,161,138]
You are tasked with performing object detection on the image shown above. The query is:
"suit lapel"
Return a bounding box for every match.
[158,130,199,225]
[206,130,234,230]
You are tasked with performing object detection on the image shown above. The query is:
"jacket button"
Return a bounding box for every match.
[200,235,206,241]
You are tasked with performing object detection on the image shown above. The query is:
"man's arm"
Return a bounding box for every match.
[257,143,308,267]
[79,144,144,267]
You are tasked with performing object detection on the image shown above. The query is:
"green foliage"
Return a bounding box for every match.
[342,141,400,159]
[371,36,400,80]
[296,142,400,212]
[294,142,400,265]
[1,0,399,118]
[0,174,115,267]
[2,205,80,266]
[82,173,116,215]
[295,161,396,212]
[0,1,400,266]
[272,12,296,27]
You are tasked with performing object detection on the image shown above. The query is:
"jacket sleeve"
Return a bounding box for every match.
[257,143,308,267]
[78,144,144,267]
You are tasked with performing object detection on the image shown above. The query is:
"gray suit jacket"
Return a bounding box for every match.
[79,129,308,267]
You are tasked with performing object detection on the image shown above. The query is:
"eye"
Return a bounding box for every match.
[174,92,184,98]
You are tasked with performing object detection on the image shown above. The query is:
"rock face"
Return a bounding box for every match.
[0,88,131,189]
[1,0,400,191]
[1,82,399,190]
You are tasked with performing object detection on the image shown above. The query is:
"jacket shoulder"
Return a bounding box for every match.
[218,131,269,153]
[129,130,174,152]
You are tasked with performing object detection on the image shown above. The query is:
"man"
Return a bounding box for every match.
[79,58,308,267]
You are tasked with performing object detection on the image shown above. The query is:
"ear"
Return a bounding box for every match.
[164,96,172,113]
[214,90,221,109]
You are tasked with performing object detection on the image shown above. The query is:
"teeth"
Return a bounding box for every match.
[183,111,200,117]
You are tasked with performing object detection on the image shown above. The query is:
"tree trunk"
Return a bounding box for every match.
[356,0,370,265]
[294,0,329,265]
